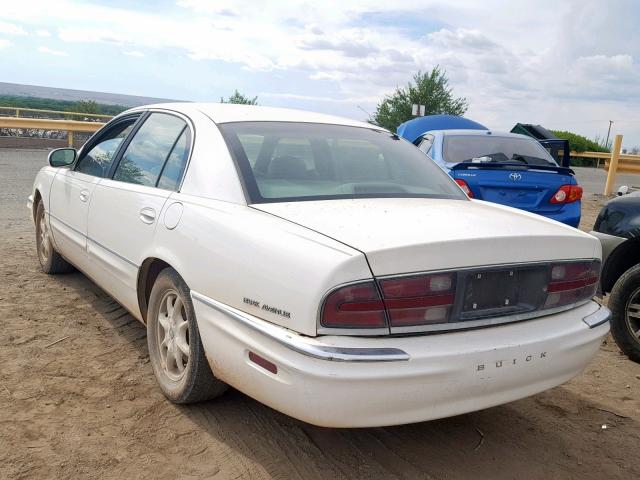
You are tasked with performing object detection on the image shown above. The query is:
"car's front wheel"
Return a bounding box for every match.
[609,263,640,363]
[35,201,75,274]
[147,267,228,403]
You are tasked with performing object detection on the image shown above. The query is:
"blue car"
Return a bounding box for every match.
[398,115,582,227]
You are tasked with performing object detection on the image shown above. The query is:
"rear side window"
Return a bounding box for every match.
[75,119,137,177]
[157,129,189,190]
[418,134,435,156]
[113,113,187,187]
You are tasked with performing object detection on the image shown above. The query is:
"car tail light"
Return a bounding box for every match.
[321,281,386,328]
[550,185,582,204]
[321,260,600,333]
[379,273,456,326]
[543,260,600,309]
[454,179,474,198]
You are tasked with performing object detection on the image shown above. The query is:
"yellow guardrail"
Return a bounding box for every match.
[0,116,105,146]
[0,106,113,120]
[558,135,640,194]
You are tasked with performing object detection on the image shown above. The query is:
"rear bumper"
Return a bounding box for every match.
[535,201,581,228]
[192,292,609,428]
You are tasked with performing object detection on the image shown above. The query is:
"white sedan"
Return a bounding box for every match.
[28,103,610,427]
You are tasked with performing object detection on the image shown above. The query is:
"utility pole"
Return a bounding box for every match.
[356,105,371,118]
[605,120,613,149]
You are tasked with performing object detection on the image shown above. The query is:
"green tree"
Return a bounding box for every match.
[371,67,468,132]
[220,90,258,105]
[550,130,610,153]
[72,100,100,114]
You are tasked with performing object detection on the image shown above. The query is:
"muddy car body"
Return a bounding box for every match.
[28,103,609,427]
[591,191,640,362]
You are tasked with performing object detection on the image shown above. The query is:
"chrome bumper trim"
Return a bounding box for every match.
[191,291,410,362]
[582,305,611,329]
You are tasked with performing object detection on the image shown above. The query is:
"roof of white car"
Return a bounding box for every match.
[132,102,384,130]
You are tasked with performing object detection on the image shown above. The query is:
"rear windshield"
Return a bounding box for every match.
[444,135,557,166]
[219,122,466,203]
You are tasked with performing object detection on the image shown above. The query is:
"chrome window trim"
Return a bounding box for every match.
[317,259,600,336]
[191,291,410,362]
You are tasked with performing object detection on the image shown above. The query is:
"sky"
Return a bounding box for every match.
[1,0,640,148]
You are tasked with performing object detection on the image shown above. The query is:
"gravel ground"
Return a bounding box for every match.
[1,149,639,480]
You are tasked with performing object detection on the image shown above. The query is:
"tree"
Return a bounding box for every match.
[371,67,468,132]
[220,90,258,105]
[72,100,100,114]
[550,130,610,153]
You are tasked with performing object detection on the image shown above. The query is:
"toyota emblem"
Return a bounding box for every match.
[509,172,522,181]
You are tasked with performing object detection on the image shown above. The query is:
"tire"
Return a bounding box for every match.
[609,263,640,363]
[147,267,228,403]
[35,201,75,274]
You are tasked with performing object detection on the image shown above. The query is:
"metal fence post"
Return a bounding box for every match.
[67,130,74,147]
[604,134,623,195]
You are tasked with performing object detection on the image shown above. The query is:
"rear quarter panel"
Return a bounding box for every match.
[151,194,373,336]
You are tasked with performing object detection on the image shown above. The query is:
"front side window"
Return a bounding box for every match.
[113,113,187,187]
[75,119,137,177]
[443,135,557,166]
[220,122,466,203]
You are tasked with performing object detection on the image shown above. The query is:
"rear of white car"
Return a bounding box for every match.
[189,114,608,427]
[30,103,609,428]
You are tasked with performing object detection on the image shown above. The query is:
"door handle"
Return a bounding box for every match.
[79,189,89,202]
[139,207,156,224]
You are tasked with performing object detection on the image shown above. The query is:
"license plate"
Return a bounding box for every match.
[463,269,520,313]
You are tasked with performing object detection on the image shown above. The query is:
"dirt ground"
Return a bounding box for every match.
[1,150,639,480]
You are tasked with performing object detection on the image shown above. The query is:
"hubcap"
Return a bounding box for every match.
[626,287,640,342]
[157,290,190,381]
[37,209,51,264]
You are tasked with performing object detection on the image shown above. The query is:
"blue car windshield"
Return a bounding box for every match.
[219,122,467,204]
[444,135,557,167]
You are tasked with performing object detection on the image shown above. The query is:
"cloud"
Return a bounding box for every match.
[38,46,69,57]
[35,29,51,37]
[300,36,380,58]
[0,21,27,35]
[0,39,13,48]
[1,0,640,145]
[123,50,144,57]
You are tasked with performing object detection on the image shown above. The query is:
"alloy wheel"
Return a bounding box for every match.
[156,290,190,381]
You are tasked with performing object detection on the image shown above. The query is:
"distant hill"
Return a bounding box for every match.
[0,82,179,107]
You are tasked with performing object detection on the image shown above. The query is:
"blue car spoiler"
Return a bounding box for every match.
[450,162,575,176]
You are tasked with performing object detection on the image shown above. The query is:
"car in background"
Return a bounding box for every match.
[28,103,609,427]
[591,190,640,363]
[398,116,583,228]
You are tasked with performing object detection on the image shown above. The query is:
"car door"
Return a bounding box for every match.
[48,115,140,266]
[86,111,192,316]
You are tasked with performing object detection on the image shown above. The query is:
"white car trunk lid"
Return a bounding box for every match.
[253,198,598,276]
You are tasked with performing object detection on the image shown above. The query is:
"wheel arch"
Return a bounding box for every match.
[137,257,178,323]
[32,189,42,221]
[601,238,640,294]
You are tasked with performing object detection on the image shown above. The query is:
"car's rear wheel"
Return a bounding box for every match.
[147,267,228,403]
[609,263,640,363]
[35,201,75,274]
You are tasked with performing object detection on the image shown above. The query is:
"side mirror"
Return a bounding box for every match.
[48,148,77,167]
